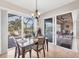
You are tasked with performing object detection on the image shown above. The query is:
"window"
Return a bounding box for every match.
[23,17,34,38]
[8,14,35,48]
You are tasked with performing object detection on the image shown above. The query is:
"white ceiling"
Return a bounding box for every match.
[5,0,76,14]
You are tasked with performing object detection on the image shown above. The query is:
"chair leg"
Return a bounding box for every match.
[37,51,39,58]
[22,48,25,58]
[18,52,20,58]
[18,48,20,58]
[14,47,17,58]
[46,39,48,51]
[29,50,31,58]
[43,48,45,57]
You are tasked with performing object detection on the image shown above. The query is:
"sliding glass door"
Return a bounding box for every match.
[44,18,53,42]
[44,13,73,49]
[56,13,73,49]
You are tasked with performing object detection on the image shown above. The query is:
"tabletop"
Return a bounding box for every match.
[17,38,38,48]
[16,36,48,48]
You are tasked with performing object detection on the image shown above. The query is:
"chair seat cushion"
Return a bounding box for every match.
[32,45,43,51]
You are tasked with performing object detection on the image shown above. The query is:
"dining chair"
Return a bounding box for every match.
[32,36,45,58]
[12,36,32,58]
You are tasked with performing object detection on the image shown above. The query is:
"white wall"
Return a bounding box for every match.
[0,9,1,54]
[34,19,38,34]
[0,0,31,15]
[0,9,8,54]
[39,18,44,35]
[76,10,79,51]
[72,10,78,51]
[41,0,79,18]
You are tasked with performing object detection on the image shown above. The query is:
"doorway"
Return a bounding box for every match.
[44,18,53,42]
[56,13,73,49]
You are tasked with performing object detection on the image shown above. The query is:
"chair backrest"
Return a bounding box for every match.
[8,36,16,47]
[11,36,21,53]
[10,36,20,47]
[37,36,45,46]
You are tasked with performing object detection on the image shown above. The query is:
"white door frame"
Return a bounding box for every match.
[54,10,78,51]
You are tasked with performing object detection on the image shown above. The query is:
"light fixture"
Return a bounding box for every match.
[32,0,40,20]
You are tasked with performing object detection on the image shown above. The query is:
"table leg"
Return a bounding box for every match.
[14,47,17,58]
[22,48,25,58]
[46,39,48,51]
[29,50,31,58]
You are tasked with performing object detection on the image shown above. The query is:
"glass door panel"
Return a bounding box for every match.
[56,13,73,49]
[44,18,52,42]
